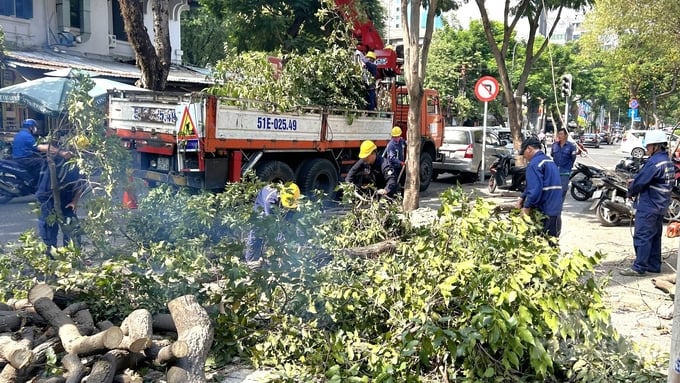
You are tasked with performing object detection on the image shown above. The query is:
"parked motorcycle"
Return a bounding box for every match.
[0,159,40,203]
[569,162,605,201]
[615,157,645,176]
[488,153,526,193]
[589,170,634,226]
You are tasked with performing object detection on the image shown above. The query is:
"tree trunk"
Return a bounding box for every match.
[118,0,171,90]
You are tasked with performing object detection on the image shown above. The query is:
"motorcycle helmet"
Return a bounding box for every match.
[644,130,667,145]
[22,119,38,134]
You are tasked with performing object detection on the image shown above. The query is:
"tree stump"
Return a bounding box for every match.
[165,295,214,383]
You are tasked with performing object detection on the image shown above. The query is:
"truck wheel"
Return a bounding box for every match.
[297,158,338,198]
[255,161,295,184]
[419,152,433,191]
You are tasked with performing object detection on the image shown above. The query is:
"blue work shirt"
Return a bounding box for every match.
[521,151,563,217]
[36,157,85,207]
[345,155,398,197]
[253,185,281,216]
[385,137,406,170]
[551,140,577,175]
[627,151,674,214]
[12,128,37,159]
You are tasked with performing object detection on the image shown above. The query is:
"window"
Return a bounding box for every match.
[111,0,128,41]
[0,0,33,19]
[70,0,82,29]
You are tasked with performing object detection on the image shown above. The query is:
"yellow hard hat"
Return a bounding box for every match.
[366,51,376,60]
[358,140,377,159]
[279,182,300,209]
[73,135,90,149]
[391,126,402,137]
[385,45,394,51]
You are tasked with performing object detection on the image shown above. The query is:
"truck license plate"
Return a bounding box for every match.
[157,157,170,171]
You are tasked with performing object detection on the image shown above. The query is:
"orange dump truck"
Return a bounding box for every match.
[107,88,443,195]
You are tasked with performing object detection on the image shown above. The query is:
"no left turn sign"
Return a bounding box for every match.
[474,76,499,102]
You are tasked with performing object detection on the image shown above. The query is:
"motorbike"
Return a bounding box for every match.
[589,170,634,226]
[488,153,526,193]
[569,162,605,201]
[0,159,40,204]
[615,157,645,176]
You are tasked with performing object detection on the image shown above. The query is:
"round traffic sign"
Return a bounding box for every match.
[474,76,499,102]
[629,98,639,109]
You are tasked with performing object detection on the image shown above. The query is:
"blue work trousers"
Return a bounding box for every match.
[38,201,79,249]
[560,175,570,202]
[633,210,664,273]
[543,215,561,239]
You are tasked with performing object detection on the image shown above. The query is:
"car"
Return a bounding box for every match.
[581,133,600,148]
[620,129,680,159]
[599,132,613,145]
[433,126,510,181]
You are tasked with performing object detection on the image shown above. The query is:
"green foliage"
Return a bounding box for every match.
[180,5,229,66]
[209,45,365,110]
[196,0,386,54]
[580,0,680,125]
[0,179,666,381]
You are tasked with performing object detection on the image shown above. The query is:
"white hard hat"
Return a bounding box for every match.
[644,130,667,145]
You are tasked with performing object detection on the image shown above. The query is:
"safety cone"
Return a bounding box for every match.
[122,189,138,209]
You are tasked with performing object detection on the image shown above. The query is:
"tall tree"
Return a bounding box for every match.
[118,0,172,90]
[580,0,680,127]
[181,5,229,67]
[400,0,458,210]
[473,0,594,150]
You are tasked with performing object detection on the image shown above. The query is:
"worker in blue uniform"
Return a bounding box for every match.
[516,137,563,238]
[620,130,674,276]
[346,140,398,198]
[551,126,585,202]
[36,152,86,253]
[243,183,301,262]
[12,118,42,182]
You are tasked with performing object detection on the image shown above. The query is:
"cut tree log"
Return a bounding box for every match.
[61,353,86,383]
[32,297,123,355]
[165,295,214,383]
[0,312,22,333]
[147,339,189,366]
[151,313,176,333]
[0,329,35,369]
[119,309,152,353]
[86,349,135,383]
[344,240,397,258]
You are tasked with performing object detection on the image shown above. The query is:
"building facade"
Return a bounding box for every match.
[0,0,207,132]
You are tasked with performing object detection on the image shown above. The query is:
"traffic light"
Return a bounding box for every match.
[561,74,572,97]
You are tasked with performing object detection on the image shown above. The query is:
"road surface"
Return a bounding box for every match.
[0,144,624,245]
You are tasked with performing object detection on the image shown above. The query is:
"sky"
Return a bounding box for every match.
[451,2,531,39]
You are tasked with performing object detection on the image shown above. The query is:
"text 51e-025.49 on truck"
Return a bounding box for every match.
[107,87,444,196]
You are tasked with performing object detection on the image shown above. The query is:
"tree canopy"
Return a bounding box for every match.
[195,0,386,54]
[579,0,680,126]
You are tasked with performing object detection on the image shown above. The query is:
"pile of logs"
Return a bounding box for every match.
[0,284,214,383]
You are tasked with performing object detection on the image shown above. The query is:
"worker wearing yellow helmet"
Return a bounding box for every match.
[243,181,301,262]
[385,126,406,183]
[345,140,398,197]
